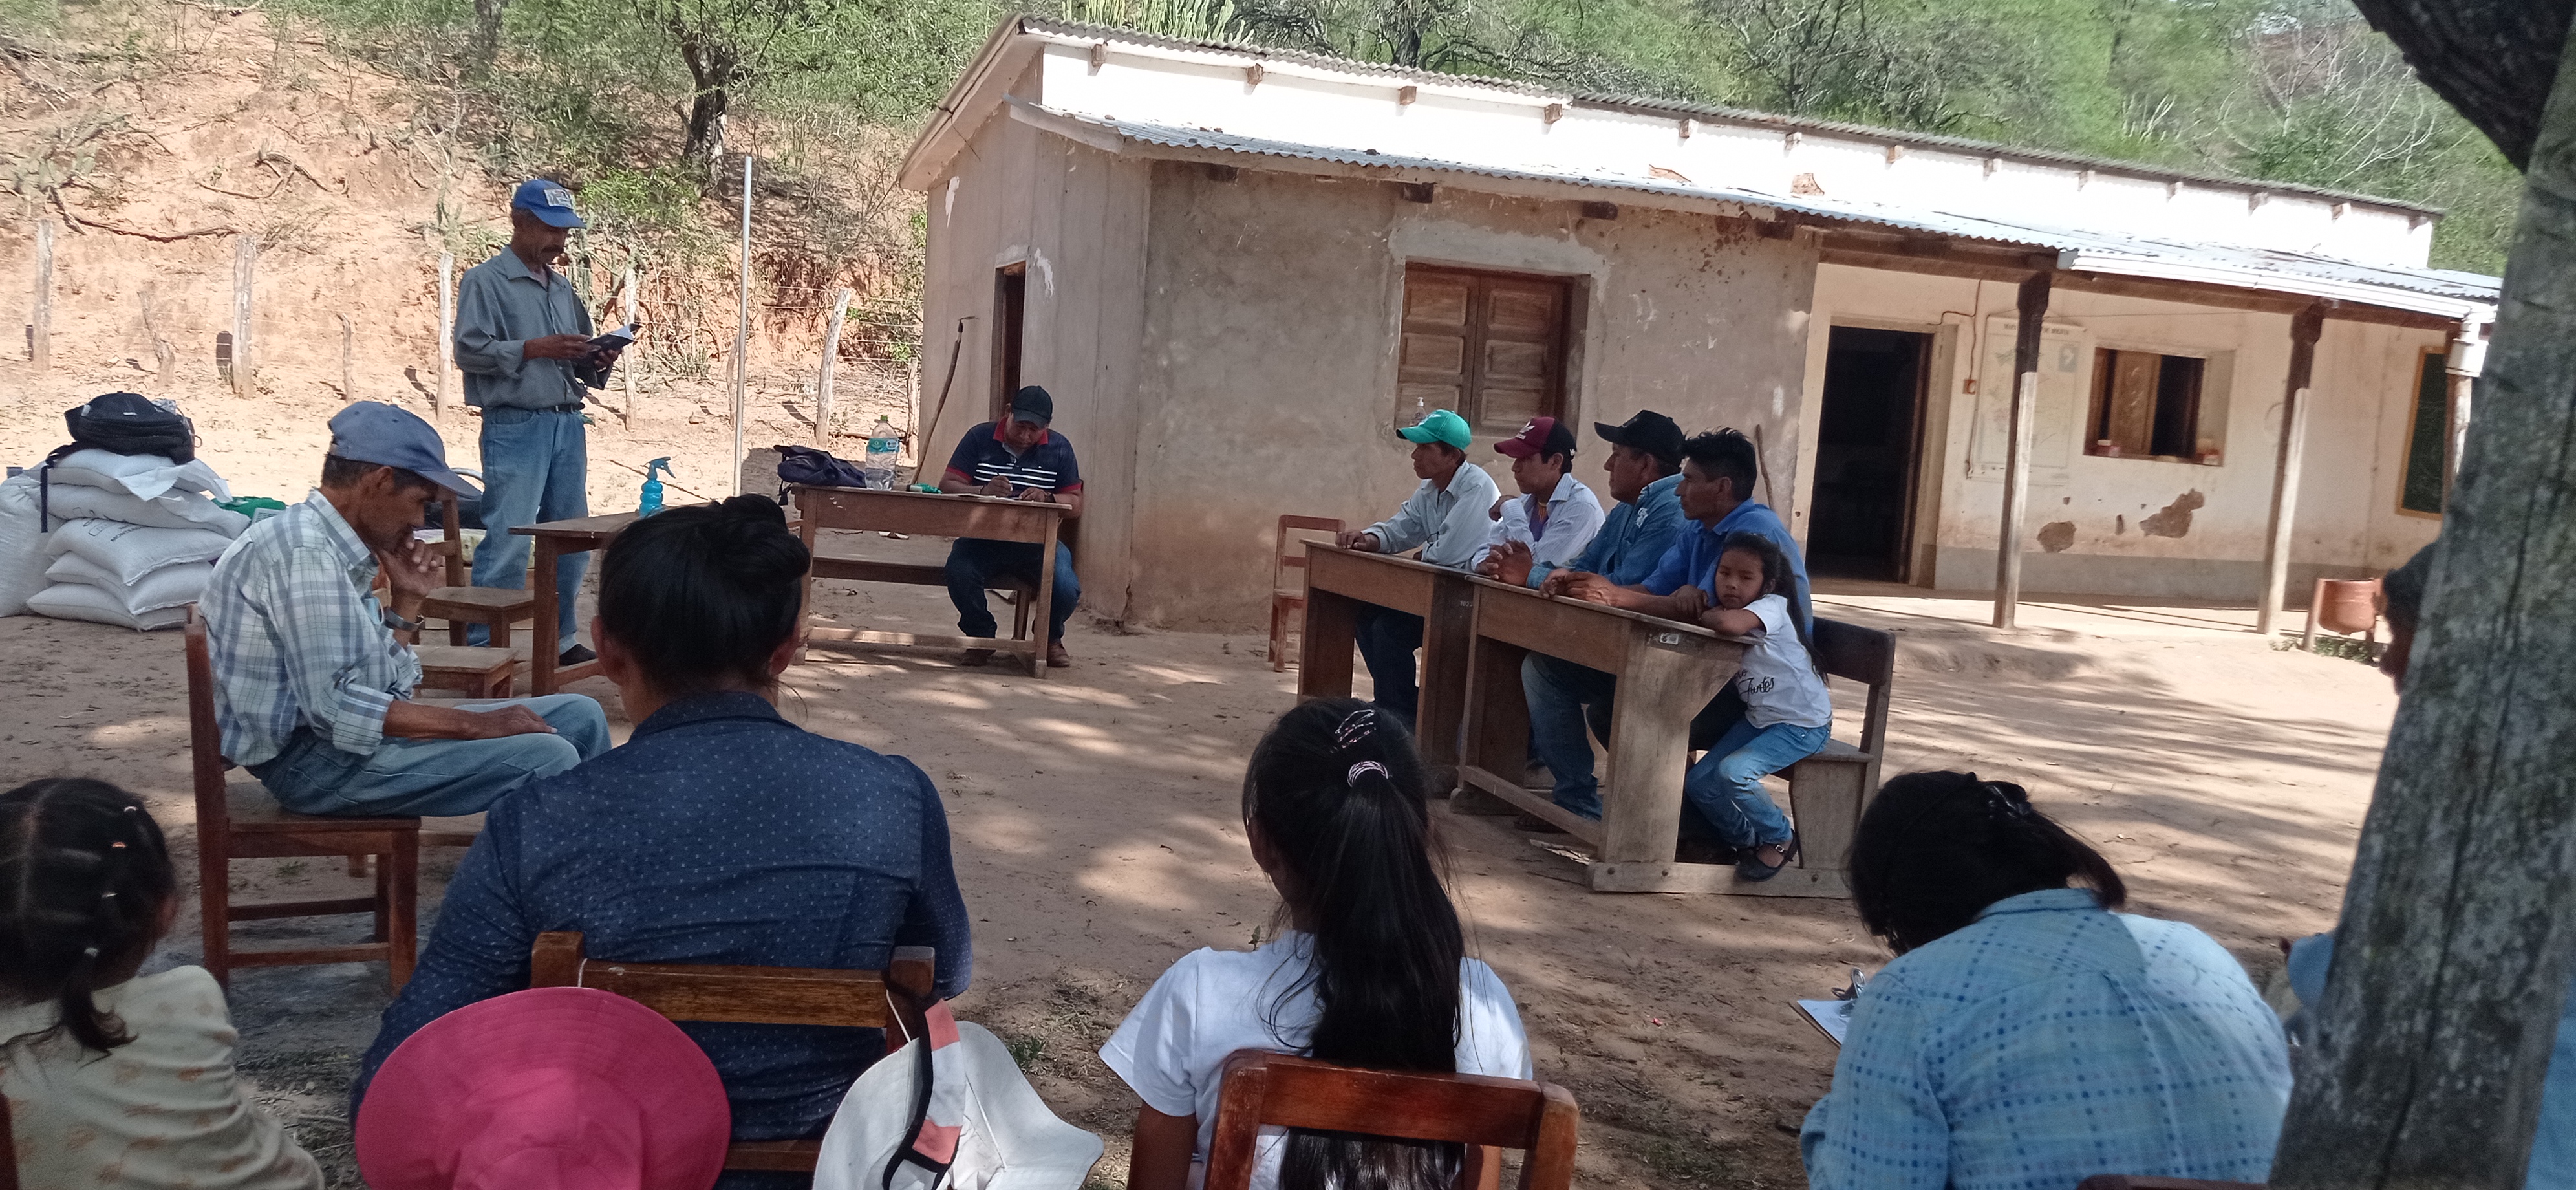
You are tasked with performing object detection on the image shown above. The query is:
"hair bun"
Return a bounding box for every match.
[718,494,787,524]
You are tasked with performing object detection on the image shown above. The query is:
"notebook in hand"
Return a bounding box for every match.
[1796,998,1856,1047]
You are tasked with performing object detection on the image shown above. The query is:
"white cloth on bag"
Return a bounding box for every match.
[43,449,235,501]
[36,481,248,536]
[1732,592,1832,730]
[1097,931,1532,1190]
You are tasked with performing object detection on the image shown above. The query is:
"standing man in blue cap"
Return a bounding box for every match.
[1335,408,1500,729]
[202,402,611,817]
[453,179,621,665]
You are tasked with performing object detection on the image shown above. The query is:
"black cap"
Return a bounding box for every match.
[1009,385,1054,424]
[1596,409,1684,467]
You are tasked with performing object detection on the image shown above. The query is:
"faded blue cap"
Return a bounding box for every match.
[511,178,585,229]
[328,402,480,497]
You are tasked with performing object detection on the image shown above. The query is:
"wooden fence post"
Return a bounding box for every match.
[31,219,51,374]
[230,238,257,396]
[622,265,638,411]
[815,287,848,446]
[338,311,356,398]
[435,250,454,416]
[1991,271,2052,629]
[138,287,174,386]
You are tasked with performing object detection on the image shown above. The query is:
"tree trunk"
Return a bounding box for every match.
[467,0,508,78]
[2348,0,2573,169]
[679,36,738,188]
[2268,17,2576,1190]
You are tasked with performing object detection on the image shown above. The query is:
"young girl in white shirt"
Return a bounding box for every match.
[1,779,322,1190]
[1100,698,1532,1190]
[1691,531,1835,882]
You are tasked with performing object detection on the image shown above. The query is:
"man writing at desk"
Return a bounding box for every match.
[939,385,1082,667]
[1536,428,1810,832]
[1335,409,1499,730]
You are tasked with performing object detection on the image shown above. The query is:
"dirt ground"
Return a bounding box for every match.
[0,356,2400,1187]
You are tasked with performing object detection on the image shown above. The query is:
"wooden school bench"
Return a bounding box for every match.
[788,484,1068,678]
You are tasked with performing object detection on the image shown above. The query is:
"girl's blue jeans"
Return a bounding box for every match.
[1682,719,1830,849]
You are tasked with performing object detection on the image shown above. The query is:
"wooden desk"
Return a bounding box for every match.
[1296,545,1476,779]
[1448,577,1840,896]
[513,511,637,695]
[788,485,1066,678]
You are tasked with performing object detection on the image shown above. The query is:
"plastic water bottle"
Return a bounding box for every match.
[864,416,901,490]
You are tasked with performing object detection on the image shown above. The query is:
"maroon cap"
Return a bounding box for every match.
[1495,416,1577,459]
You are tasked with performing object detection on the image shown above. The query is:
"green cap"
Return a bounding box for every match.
[1397,409,1472,450]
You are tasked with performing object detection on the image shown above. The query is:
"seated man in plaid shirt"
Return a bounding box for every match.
[202,402,610,817]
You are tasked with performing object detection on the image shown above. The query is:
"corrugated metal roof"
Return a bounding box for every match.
[1022,16,2447,218]
[1032,105,2497,316]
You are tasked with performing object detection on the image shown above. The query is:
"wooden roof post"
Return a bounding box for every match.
[2256,304,2326,636]
[1991,270,2052,629]
[2444,318,2484,504]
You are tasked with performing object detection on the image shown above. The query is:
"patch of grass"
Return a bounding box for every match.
[2272,635,2381,665]
[1006,1034,1047,1072]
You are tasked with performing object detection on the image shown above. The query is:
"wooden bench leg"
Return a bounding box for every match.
[386,832,420,993]
[1785,757,1868,880]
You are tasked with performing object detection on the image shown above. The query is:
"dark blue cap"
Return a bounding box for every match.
[1009,385,1053,424]
[511,178,585,229]
[327,402,480,497]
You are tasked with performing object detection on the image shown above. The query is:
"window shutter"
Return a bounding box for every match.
[1397,265,1571,433]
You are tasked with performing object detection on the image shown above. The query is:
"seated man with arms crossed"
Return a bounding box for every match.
[1470,416,1604,589]
[204,402,610,817]
[939,384,1082,668]
[1510,411,1688,821]
[1536,428,1810,832]
[1334,409,1499,730]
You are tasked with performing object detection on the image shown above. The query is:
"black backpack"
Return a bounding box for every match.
[59,393,196,462]
[773,444,871,492]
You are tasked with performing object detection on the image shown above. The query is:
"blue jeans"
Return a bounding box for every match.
[1354,605,1425,729]
[469,406,590,645]
[249,695,611,817]
[1682,718,1829,849]
[945,538,1080,641]
[1524,653,1752,821]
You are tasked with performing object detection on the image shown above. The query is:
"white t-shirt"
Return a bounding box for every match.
[1098,931,1532,1190]
[1732,593,1833,730]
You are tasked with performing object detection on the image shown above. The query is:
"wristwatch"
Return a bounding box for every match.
[382,609,425,635]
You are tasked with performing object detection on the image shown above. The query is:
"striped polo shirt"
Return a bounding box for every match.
[943,421,1082,495]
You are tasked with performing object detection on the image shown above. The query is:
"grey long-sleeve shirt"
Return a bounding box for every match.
[452,247,608,409]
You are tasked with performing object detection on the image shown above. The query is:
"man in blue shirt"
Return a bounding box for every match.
[939,385,1082,667]
[1509,411,1686,819]
[1539,428,1811,824]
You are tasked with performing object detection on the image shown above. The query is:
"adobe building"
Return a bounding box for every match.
[898,16,2497,631]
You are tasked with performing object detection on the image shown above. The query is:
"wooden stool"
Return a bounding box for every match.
[186,607,420,992]
[420,494,538,646]
[415,645,519,699]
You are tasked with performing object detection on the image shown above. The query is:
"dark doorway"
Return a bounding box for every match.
[1808,326,1929,582]
[989,264,1026,423]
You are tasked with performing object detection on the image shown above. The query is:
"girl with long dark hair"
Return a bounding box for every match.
[1,779,323,1189]
[1102,698,1531,1190]
[1803,771,2290,1190]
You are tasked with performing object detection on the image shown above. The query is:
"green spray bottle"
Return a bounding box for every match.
[639,457,674,516]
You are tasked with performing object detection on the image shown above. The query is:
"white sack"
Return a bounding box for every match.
[27,582,191,631]
[42,450,235,502]
[36,482,248,537]
[44,553,212,614]
[0,474,47,618]
[44,519,235,586]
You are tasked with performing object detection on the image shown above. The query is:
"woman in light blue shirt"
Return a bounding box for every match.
[1802,771,2292,1190]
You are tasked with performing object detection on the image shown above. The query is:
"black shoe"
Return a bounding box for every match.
[559,644,597,665]
[1736,837,1801,882]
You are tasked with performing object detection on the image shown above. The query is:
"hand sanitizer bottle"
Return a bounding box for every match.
[639,457,674,516]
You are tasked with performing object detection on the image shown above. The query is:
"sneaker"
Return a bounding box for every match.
[1046,640,1072,667]
[960,647,994,667]
[558,644,597,665]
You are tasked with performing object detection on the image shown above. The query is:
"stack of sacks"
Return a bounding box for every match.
[23,450,250,631]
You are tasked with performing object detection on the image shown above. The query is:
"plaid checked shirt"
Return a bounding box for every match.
[1801,888,2292,1190]
[202,492,420,767]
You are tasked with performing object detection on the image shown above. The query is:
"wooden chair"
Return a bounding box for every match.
[184,606,420,991]
[528,931,936,1174]
[1269,515,1344,672]
[1205,1051,1579,1190]
[1777,618,1896,885]
[418,492,539,648]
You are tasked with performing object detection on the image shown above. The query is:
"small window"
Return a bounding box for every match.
[2086,349,2207,460]
[1396,265,1571,435]
[2400,350,2449,515]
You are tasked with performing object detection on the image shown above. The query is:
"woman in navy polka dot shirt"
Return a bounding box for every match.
[352,496,972,1187]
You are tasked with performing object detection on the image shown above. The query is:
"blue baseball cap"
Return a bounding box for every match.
[1397,409,1472,451]
[328,402,481,497]
[510,178,585,229]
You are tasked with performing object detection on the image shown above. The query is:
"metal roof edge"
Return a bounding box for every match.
[1020,16,2448,221]
[899,12,1036,191]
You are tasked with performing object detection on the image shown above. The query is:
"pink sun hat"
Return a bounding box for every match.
[356,987,733,1190]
